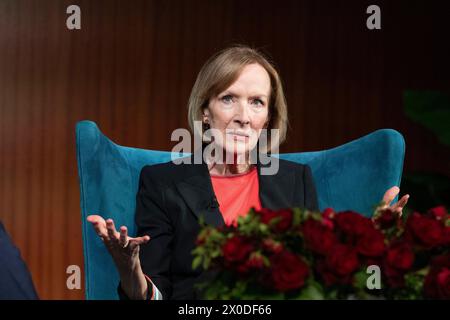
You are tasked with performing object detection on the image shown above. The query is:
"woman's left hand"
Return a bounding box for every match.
[380,186,410,215]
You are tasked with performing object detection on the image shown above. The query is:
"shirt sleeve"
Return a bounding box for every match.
[144,275,163,300]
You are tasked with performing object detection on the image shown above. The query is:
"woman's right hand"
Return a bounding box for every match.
[87,215,151,299]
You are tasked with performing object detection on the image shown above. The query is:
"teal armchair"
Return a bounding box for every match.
[76,120,405,299]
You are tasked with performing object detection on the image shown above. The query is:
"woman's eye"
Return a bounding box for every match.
[221,95,234,104]
[252,99,265,107]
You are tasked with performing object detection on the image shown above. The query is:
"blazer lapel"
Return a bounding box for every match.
[175,154,225,227]
[257,156,296,210]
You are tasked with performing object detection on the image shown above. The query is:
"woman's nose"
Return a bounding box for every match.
[234,102,250,125]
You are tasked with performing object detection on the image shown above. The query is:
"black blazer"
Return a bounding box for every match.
[119,153,319,300]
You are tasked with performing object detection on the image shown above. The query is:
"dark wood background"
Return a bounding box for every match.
[0,0,449,299]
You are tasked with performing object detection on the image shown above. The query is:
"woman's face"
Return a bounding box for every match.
[204,63,271,158]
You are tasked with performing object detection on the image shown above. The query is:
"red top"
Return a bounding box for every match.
[210,166,262,226]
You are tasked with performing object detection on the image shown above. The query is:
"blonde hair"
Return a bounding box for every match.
[187,45,288,152]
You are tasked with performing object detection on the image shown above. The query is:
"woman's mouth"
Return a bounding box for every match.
[227,132,250,141]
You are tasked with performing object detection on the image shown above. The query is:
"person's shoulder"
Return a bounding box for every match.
[271,156,310,173]
[278,157,309,169]
[272,157,315,188]
[139,155,198,185]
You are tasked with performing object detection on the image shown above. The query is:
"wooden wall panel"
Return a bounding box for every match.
[0,0,449,299]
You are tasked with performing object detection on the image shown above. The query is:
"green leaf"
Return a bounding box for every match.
[292,207,303,226]
[353,269,369,290]
[202,256,211,270]
[325,289,338,300]
[259,223,269,233]
[295,280,324,300]
[192,255,202,270]
[262,255,271,267]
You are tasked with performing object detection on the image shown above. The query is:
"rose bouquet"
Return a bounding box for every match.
[192,205,450,299]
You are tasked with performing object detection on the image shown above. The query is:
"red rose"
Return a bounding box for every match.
[444,227,450,246]
[374,208,398,229]
[302,219,336,255]
[363,256,383,269]
[274,209,294,232]
[335,211,373,238]
[383,263,406,288]
[325,244,360,276]
[405,212,445,248]
[356,228,386,257]
[322,208,336,230]
[381,241,415,288]
[257,208,277,224]
[427,206,448,220]
[236,263,251,274]
[222,236,253,264]
[424,254,450,300]
[385,241,415,271]
[257,208,293,232]
[315,260,339,286]
[269,251,309,292]
[316,259,353,286]
[322,208,336,219]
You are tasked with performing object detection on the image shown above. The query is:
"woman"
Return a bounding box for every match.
[87,46,410,300]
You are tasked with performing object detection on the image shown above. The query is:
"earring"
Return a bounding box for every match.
[203,119,210,130]
[202,119,212,143]
[203,115,209,127]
